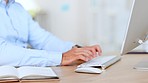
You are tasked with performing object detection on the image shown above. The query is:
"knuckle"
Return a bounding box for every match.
[77,55,82,59]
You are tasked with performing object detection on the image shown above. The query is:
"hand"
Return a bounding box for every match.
[61,45,102,66]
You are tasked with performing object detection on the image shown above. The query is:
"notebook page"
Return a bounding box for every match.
[0,66,18,79]
[17,66,57,79]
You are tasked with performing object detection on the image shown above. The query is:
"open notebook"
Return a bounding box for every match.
[0,66,59,82]
[75,55,121,73]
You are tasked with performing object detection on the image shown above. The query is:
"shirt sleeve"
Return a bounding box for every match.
[0,38,63,66]
[25,12,75,66]
[27,14,75,52]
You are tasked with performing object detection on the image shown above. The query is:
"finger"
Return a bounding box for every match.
[95,45,102,55]
[83,50,93,58]
[90,45,102,55]
[90,48,98,57]
[76,51,92,60]
[85,48,96,57]
[76,55,89,61]
[75,48,94,58]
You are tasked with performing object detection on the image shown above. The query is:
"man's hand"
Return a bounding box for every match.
[61,45,102,66]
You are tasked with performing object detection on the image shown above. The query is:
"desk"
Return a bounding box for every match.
[21,54,148,83]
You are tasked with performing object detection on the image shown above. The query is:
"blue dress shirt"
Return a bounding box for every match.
[0,0,74,66]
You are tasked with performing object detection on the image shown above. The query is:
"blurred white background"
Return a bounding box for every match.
[15,0,148,54]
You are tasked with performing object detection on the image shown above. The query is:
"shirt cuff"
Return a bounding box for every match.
[44,51,63,66]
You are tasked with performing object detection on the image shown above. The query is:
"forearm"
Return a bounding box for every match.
[0,41,63,66]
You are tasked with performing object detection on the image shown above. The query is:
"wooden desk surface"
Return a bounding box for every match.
[20,54,148,83]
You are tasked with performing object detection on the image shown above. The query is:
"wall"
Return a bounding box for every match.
[17,0,140,54]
